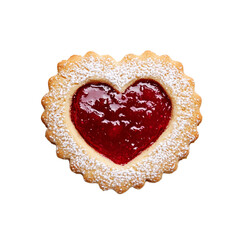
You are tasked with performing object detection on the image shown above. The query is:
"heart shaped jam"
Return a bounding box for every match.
[70,79,172,165]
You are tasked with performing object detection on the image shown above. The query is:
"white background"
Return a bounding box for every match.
[0,0,240,239]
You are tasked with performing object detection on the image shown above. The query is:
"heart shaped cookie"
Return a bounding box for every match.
[41,51,202,193]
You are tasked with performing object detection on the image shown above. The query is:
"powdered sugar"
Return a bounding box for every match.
[42,52,201,193]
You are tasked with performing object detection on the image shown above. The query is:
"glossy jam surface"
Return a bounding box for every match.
[70,80,172,165]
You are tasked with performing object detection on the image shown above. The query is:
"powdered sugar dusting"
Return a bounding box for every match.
[42,52,201,193]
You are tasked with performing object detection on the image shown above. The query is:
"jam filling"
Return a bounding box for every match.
[70,79,172,165]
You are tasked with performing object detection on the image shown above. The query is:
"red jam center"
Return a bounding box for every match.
[70,79,172,165]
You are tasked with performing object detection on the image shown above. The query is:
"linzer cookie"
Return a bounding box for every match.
[41,51,202,193]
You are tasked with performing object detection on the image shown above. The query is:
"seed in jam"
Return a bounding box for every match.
[70,79,172,165]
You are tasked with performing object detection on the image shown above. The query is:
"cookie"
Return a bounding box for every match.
[41,51,202,193]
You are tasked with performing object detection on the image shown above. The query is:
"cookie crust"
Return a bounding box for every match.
[41,51,202,193]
